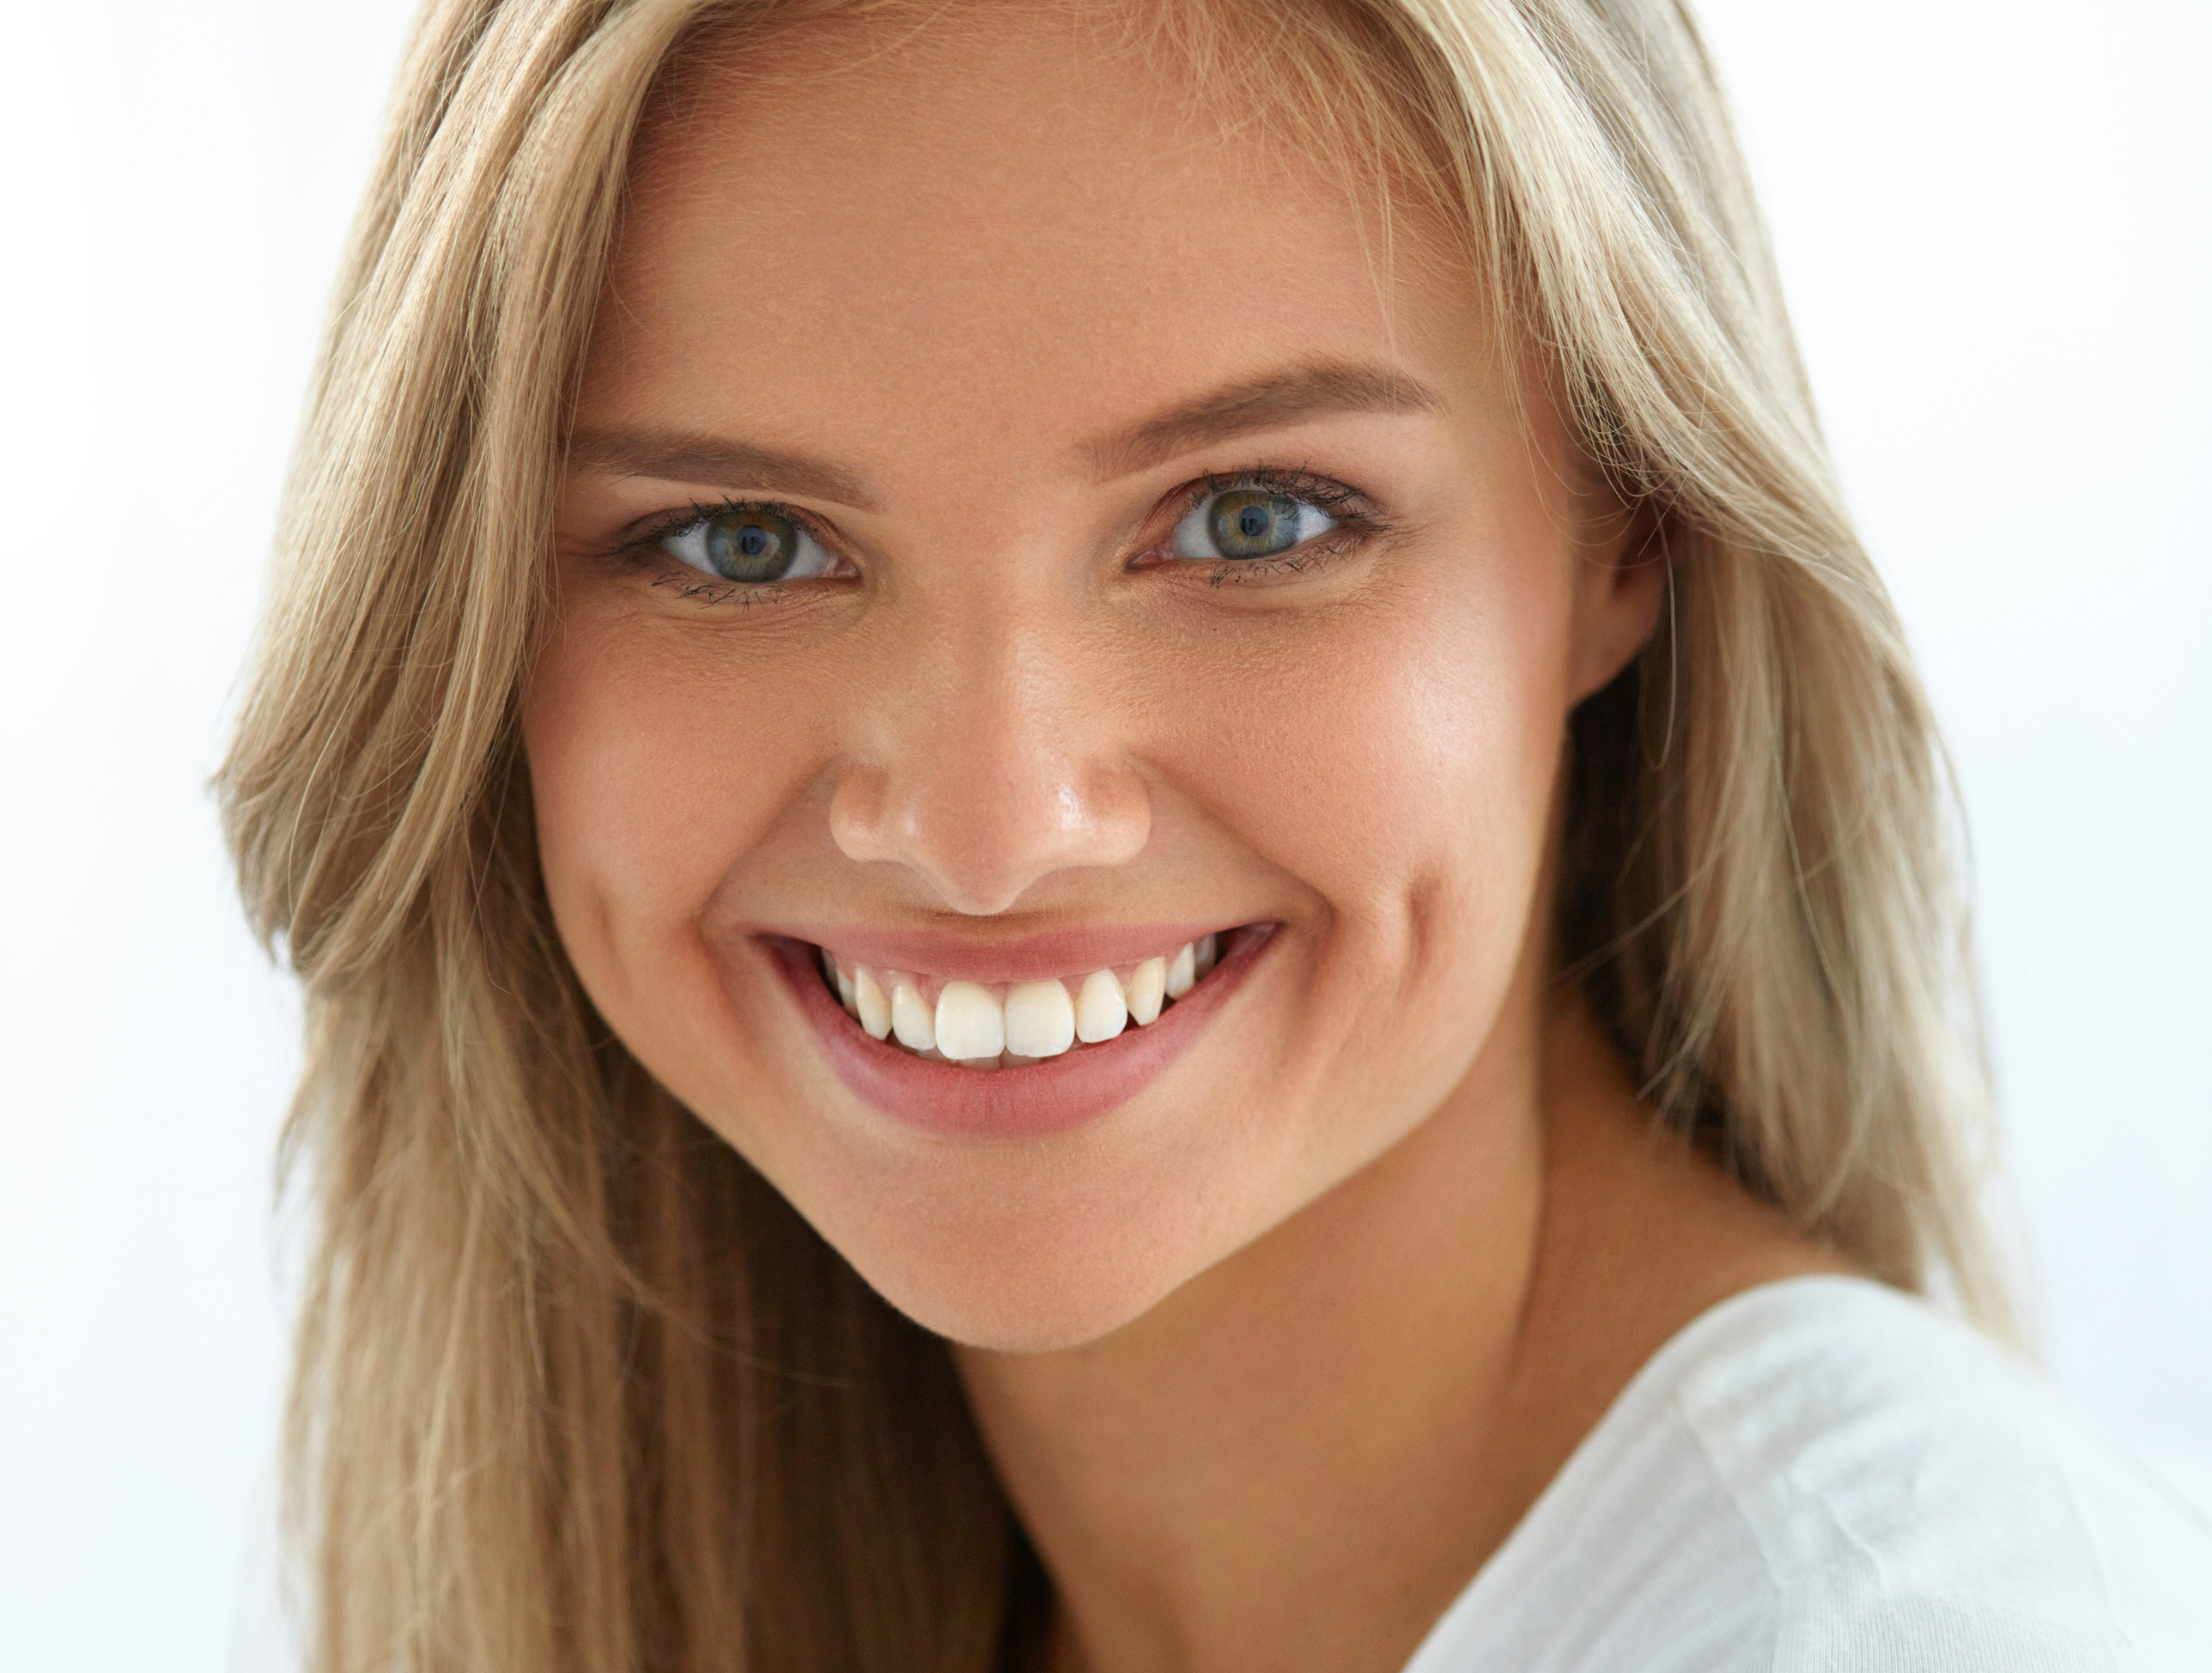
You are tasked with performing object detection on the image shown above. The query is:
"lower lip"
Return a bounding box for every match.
[764,926,1273,1140]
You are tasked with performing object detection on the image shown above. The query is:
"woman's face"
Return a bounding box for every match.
[526,10,1659,1350]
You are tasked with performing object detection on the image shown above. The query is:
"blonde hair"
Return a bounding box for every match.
[220,0,2008,1666]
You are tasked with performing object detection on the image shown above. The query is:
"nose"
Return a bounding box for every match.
[828,611,1152,916]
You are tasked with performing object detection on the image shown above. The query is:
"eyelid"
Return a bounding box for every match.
[1169,465,1376,520]
[595,496,855,608]
[611,495,839,557]
[596,469,1384,592]
[1149,465,1387,570]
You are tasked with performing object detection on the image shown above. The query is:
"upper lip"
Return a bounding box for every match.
[753,922,1241,983]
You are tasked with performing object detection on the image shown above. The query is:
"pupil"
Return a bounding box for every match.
[738,526,769,557]
[1237,505,1273,539]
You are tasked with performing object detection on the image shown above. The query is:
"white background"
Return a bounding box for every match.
[1,2,2204,1667]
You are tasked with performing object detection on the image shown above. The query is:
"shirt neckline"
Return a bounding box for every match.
[1396,1273,1900,1673]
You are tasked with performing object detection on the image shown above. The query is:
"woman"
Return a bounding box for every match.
[218,0,2210,1668]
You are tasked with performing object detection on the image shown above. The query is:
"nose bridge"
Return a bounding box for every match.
[830,585,1149,914]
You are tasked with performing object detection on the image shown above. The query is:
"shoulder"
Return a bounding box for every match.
[1404,1278,2212,1673]
[1680,1278,2211,1671]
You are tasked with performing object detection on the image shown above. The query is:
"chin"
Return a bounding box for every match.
[796,1156,1258,1354]
[883,1266,1176,1355]
[688,922,1306,1352]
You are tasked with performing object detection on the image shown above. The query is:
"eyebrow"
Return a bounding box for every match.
[565,428,879,509]
[564,360,1440,504]
[1081,359,1445,480]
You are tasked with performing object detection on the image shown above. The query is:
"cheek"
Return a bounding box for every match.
[520,613,818,1043]
[1191,551,1566,939]
[1168,541,1571,1118]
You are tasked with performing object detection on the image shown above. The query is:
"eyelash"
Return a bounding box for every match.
[1158,465,1387,587]
[608,499,842,605]
[605,465,1389,604]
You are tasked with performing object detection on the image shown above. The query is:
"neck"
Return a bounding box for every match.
[955,992,1838,1673]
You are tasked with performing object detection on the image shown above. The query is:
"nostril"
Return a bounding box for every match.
[825,761,898,867]
[824,751,1152,915]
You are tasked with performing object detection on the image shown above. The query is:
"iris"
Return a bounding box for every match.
[1167,484,1338,563]
[1208,490,1304,559]
[702,508,804,581]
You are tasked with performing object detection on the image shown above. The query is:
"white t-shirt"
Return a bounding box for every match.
[1401,1277,2212,1672]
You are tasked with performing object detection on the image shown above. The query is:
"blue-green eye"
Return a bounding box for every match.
[661,505,835,582]
[1169,487,1339,562]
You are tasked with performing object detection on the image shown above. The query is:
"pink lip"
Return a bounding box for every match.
[762,924,1274,1139]
[756,921,1225,984]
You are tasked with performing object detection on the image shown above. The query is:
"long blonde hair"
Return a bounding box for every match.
[220,1,2008,1666]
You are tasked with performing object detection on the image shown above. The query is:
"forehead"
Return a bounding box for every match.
[586,4,1488,450]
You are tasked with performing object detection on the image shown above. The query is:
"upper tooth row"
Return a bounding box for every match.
[823,934,1219,1063]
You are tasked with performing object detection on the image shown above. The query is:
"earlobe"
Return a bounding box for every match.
[1567,510,1668,706]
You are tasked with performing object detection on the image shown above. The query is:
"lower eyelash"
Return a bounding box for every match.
[642,566,790,606]
[1195,539,1355,588]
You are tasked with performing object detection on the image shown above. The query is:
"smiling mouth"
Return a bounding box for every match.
[814,933,1225,1070]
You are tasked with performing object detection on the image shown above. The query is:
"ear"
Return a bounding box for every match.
[1566,505,1668,706]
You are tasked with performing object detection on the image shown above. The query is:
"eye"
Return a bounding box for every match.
[660,504,836,583]
[1169,486,1340,562]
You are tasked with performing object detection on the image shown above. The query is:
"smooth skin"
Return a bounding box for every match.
[524,8,1846,1670]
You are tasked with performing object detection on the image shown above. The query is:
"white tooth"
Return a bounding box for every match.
[890,975,934,1051]
[934,981,1006,1062]
[832,954,857,1013]
[1194,932,1218,979]
[1005,980,1076,1058]
[854,967,891,1039]
[1074,969,1127,1043]
[1164,942,1196,1000]
[1127,957,1166,1025]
